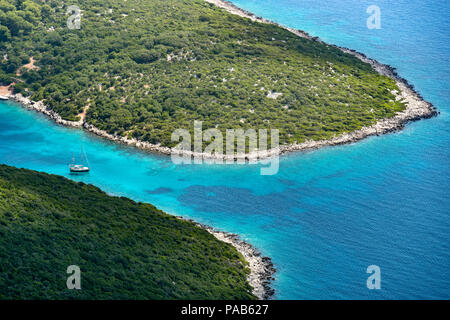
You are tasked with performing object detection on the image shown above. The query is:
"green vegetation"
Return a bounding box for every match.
[0,164,254,299]
[0,0,405,147]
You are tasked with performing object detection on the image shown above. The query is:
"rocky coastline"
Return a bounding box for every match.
[177,216,276,300]
[1,0,440,299]
[204,0,438,157]
[5,93,277,299]
[4,0,438,161]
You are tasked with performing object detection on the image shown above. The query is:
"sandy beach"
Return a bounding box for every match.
[0,85,12,97]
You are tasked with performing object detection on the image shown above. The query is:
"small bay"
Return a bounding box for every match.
[0,0,449,299]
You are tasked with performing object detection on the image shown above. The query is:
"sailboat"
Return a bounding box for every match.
[69,145,90,173]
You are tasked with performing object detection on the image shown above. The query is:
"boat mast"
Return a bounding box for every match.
[84,151,90,168]
[81,145,90,168]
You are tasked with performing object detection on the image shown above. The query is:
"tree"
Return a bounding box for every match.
[0,72,12,86]
[130,49,160,64]
[0,0,15,13]
[1,11,32,36]
[45,32,63,46]
[0,25,10,42]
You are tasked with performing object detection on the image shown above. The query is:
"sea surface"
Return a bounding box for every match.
[1,0,449,299]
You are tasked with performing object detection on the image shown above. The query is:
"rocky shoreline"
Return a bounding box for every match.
[176,216,276,300]
[2,0,438,161]
[5,92,277,299]
[6,0,438,161]
[7,94,176,155]
[204,0,438,157]
[1,0,439,299]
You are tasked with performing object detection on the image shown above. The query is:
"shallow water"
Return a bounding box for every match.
[1,0,449,299]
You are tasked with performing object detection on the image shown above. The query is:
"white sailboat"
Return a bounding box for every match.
[70,145,90,173]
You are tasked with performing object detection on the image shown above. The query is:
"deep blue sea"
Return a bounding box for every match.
[1,0,449,299]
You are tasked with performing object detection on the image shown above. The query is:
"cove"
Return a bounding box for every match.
[1,0,450,299]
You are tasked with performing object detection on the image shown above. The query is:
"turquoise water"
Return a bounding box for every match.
[1,0,449,299]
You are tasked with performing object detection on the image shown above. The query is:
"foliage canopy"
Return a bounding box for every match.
[0,0,405,147]
[0,165,254,299]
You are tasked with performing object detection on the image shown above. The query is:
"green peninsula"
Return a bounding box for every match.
[0,165,254,299]
[0,0,404,147]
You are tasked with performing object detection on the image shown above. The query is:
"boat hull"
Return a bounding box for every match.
[70,165,90,173]
[70,168,90,173]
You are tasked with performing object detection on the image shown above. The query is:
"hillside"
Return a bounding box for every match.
[0,164,254,299]
[0,0,404,147]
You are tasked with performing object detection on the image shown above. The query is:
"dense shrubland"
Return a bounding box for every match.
[0,164,254,299]
[0,0,405,147]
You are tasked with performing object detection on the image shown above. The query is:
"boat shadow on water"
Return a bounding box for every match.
[69,170,90,175]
